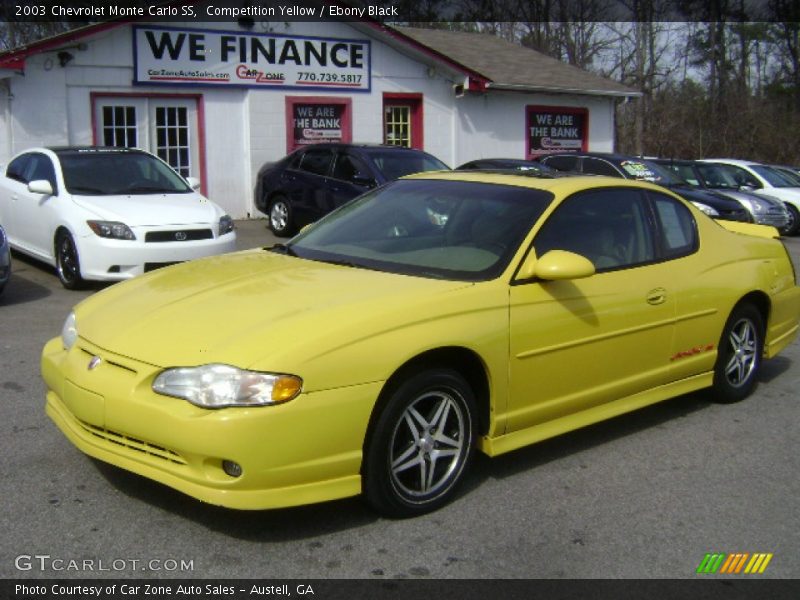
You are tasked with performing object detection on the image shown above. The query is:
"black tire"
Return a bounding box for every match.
[268,196,294,237]
[710,303,764,403]
[55,231,85,290]
[363,369,476,518]
[782,203,799,236]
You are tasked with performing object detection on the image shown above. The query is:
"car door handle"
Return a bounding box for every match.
[646,288,667,305]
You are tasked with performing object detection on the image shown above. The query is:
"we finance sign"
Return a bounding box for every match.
[134,26,371,92]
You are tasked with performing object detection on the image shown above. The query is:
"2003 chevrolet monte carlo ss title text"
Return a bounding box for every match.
[41,171,800,517]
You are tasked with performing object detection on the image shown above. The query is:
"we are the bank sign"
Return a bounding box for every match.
[134,26,371,92]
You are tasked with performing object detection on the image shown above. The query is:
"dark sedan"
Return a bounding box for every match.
[538,152,751,223]
[255,144,449,236]
[456,158,556,175]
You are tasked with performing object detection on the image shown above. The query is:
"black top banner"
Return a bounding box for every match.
[0,0,790,24]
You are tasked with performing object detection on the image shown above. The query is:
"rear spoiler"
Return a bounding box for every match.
[718,220,780,239]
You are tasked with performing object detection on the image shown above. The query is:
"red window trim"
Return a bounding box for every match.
[284,96,353,154]
[89,92,208,196]
[525,105,589,160]
[382,93,423,150]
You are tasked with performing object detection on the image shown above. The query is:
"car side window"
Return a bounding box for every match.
[726,165,761,189]
[27,153,58,192]
[533,188,656,271]
[582,157,623,178]
[332,153,371,183]
[540,155,578,172]
[298,149,334,176]
[649,192,698,260]
[6,154,32,183]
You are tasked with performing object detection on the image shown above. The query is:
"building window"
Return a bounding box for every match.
[155,106,190,177]
[102,106,137,148]
[382,94,423,150]
[384,105,411,147]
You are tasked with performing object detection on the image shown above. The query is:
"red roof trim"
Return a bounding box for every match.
[0,21,127,69]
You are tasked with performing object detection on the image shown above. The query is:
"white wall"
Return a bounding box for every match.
[1,21,621,218]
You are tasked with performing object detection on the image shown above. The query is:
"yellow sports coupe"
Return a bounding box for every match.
[42,172,800,517]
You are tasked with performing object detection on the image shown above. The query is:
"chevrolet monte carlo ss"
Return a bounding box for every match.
[42,172,800,517]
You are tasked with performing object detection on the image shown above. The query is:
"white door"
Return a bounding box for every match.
[94,97,200,181]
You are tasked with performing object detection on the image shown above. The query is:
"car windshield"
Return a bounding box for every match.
[619,159,685,185]
[58,151,191,195]
[284,178,552,281]
[657,163,702,187]
[750,165,799,188]
[694,163,743,189]
[367,151,450,180]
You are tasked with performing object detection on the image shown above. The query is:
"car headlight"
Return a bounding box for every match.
[87,220,136,240]
[691,202,720,217]
[152,364,302,408]
[219,215,234,236]
[61,311,78,350]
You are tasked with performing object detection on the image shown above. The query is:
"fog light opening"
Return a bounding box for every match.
[222,460,242,478]
[107,265,121,273]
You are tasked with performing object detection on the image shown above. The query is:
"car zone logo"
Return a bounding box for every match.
[696,552,773,574]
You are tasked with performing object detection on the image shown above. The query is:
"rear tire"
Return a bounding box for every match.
[56,231,85,290]
[363,369,476,518]
[710,303,764,403]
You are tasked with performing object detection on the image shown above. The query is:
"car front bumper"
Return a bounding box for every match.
[75,230,237,281]
[42,336,381,510]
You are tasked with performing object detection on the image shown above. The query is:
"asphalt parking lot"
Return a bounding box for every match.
[1,221,799,580]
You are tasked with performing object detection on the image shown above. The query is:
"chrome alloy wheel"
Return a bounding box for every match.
[724,317,758,388]
[389,389,467,499]
[270,201,289,232]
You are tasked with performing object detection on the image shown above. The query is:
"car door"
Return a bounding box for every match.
[328,151,375,209]
[13,152,60,259]
[284,148,335,223]
[507,187,676,434]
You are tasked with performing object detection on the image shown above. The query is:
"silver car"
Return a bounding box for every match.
[653,159,790,233]
[0,223,10,294]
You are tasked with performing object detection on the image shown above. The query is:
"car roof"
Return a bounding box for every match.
[698,158,763,167]
[294,143,431,153]
[540,151,645,162]
[48,146,148,156]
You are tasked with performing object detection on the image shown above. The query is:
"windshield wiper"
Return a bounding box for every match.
[69,186,105,194]
[119,186,176,194]
[268,243,296,256]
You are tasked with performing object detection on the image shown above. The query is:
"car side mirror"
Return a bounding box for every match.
[352,173,376,187]
[516,249,596,282]
[28,179,54,195]
[739,184,755,192]
[185,176,201,190]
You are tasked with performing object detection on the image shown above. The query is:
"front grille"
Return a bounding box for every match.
[719,209,751,223]
[145,229,213,243]
[78,419,187,465]
[144,261,181,272]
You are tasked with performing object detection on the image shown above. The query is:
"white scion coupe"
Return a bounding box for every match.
[0,147,236,288]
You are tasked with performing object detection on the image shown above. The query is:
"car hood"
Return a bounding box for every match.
[712,189,784,208]
[74,249,474,371]
[71,192,222,226]
[664,185,743,210]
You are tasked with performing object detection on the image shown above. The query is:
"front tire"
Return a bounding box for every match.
[55,231,85,290]
[711,303,764,403]
[268,196,294,237]
[363,369,476,518]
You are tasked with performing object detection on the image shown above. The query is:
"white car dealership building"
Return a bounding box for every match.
[0,17,638,218]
